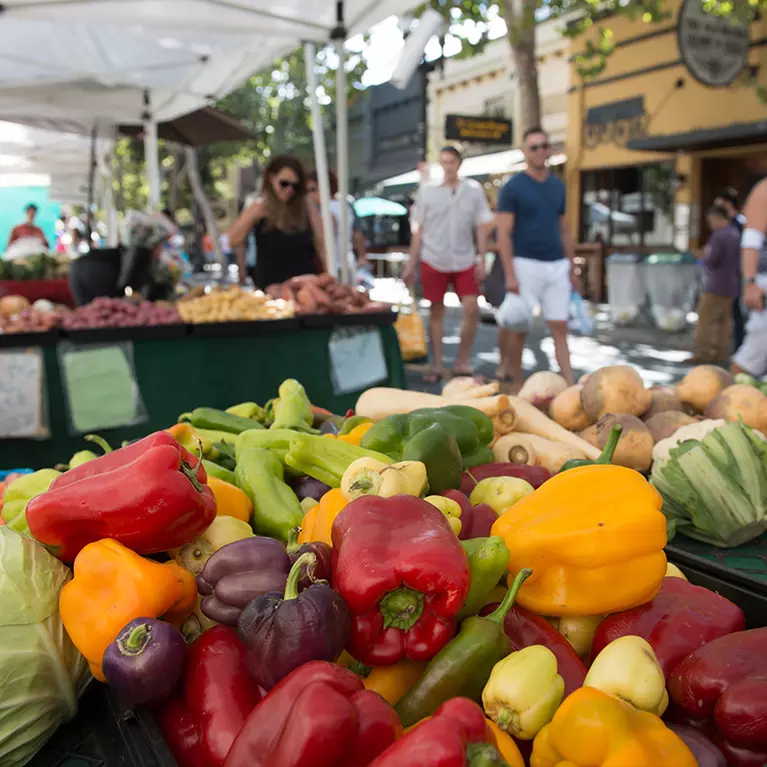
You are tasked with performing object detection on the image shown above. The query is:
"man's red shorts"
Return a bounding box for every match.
[420,262,479,304]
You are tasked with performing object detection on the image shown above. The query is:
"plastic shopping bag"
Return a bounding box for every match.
[497,292,532,333]
[568,291,595,335]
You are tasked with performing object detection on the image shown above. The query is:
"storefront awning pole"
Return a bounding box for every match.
[143,91,161,211]
[333,1,350,285]
[304,40,337,277]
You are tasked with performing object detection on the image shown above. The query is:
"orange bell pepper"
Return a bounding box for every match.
[530,687,697,767]
[492,464,667,616]
[60,538,197,681]
[297,487,347,546]
[363,660,426,706]
[486,720,525,767]
[207,476,252,523]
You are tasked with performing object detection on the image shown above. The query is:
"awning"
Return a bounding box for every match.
[626,120,767,152]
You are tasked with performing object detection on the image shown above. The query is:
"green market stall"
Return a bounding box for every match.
[0,316,405,469]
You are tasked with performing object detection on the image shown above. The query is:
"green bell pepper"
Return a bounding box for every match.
[457,537,511,621]
[270,379,315,432]
[2,469,61,534]
[179,407,265,434]
[401,423,464,494]
[235,447,303,542]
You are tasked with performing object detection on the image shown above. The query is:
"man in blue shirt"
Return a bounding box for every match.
[495,127,579,387]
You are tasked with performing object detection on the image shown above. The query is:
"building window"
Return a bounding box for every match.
[484,95,507,118]
[580,162,675,249]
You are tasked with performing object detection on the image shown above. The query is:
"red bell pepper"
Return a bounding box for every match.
[441,489,498,540]
[331,495,471,665]
[156,626,262,767]
[26,439,216,562]
[224,660,401,767]
[592,576,745,676]
[369,697,503,767]
[51,431,204,490]
[461,463,550,495]
[668,628,767,767]
[480,601,587,698]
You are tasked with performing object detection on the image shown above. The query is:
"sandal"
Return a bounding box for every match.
[452,367,485,383]
[422,367,446,384]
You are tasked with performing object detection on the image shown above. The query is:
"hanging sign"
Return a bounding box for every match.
[677,0,749,87]
[445,115,512,145]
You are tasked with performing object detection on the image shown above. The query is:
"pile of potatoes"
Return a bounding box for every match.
[177,287,295,324]
[542,364,767,473]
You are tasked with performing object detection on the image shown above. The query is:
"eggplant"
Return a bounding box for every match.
[102,618,186,708]
[291,475,332,501]
[198,537,291,626]
[237,552,350,690]
[668,725,727,767]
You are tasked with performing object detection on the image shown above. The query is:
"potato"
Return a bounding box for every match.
[704,384,767,432]
[644,411,699,443]
[580,366,652,421]
[519,371,569,411]
[550,385,594,432]
[676,365,734,414]
[643,386,684,420]
[593,414,655,473]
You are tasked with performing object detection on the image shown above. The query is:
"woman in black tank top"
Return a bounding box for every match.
[228,155,326,288]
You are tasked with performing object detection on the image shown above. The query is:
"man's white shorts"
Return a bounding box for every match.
[733,275,767,377]
[514,257,571,323]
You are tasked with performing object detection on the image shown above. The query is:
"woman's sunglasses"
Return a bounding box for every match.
[278,179,301,191]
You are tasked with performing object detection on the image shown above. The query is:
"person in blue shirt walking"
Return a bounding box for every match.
[495,127,580,388]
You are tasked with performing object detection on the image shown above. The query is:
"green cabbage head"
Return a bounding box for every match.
[0,527,90,766]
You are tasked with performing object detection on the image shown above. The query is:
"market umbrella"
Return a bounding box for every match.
[353,197,408,218]
[118,107,255,147]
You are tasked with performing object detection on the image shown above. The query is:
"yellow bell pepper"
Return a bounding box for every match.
[337,422,374,445]
[424,495,463,535]
[297,487,347,546]
[60,539,197,681]
[549,615,604,658]
[530,687,697,767]
[340,458,428,501]
[207,476,253,523]
[665,562,688,580]
[363,660,426,706]
[492,464,667,616]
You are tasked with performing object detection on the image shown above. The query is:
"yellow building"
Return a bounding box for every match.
[566,0,767,252]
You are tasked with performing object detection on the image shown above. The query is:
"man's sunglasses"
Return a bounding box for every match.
[306,185,318,193]
[279,180,301,191]
[529,142,550,152]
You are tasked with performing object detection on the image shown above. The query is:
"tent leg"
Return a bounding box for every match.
[304,41,337,278]
[335,27,350,286]
[86,125,98,241]
[143,117,161,211]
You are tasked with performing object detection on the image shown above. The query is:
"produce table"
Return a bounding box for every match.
[0,316,405,469]
[0,278,74,306]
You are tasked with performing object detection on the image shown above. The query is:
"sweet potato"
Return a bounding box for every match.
[295,287,317,314]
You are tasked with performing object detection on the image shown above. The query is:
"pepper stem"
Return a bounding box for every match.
[380,586,425,632]
[284,552,316,600]
[178,437,205,493]
[286,528,301,555]
[597,424,623,464]
[466,470,478,488]
[117,624,151,656]
[486,568,533,625]
[84,434,113,454]
[466,742,509,766]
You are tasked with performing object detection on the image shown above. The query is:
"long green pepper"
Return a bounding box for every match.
[179,407,265,434]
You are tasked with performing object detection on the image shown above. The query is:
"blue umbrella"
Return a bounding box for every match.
[353,197,408,218]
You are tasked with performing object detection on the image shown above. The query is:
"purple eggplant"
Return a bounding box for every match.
[668,725,727,767]
[198,537,291,626]
[291,475,332,502]
[237,552,350,691]
[102,618,186,708]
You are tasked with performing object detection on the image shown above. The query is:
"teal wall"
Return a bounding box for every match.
[0,186,61,251]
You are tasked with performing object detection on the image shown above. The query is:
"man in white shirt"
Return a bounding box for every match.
[403,146,493,382]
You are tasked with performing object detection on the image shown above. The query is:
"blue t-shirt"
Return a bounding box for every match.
[497,172,566,262]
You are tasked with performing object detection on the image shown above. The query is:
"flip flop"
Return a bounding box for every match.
[452,368,486,383]
[422,368,446,384]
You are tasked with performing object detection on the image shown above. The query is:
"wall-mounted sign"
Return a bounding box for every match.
[445,114,512,145]
[677,0,749,87]
[583,97,649,149]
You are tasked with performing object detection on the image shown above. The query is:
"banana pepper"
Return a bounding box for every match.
[492,464,667,616]
[341,458,427,501]
[60,539,197,681]
[530,687,697,767]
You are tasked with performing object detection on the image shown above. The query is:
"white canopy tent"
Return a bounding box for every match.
[0,0,424,281]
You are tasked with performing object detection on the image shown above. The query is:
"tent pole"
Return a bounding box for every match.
[86,124,98,242]
[143,91,161,211]
[333,1,350,286]
[303,40,336,277]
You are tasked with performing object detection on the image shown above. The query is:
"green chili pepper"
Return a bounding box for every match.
[202,459,236,484]
[458,537,511,621]
[338,416,374,436]
[236,428,300,464]
[559,424,623,473]
[235,447,303,542]
[226,401,268,422]
[179,407,265,434]
[68,434,113,469]
[395,568,532,727]
[270,379,315,432]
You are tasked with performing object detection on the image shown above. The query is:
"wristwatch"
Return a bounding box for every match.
[745,276,757,285]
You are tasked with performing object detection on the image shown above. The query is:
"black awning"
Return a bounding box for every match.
[586,97,645,125]
[627,120,767,152]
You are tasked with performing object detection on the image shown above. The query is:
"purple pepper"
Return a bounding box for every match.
[237,552,350,691]
[102,618,186,708]
[286,531,332,590]
[668,725,727,767]
[198,537,291,626]
[291,475,332,502]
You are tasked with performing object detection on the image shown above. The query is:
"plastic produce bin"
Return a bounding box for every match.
[642,252,699,332]
[606,253,646,324]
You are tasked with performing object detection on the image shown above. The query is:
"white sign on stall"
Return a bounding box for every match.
[0,349,48,439]
[329,327,388,396]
